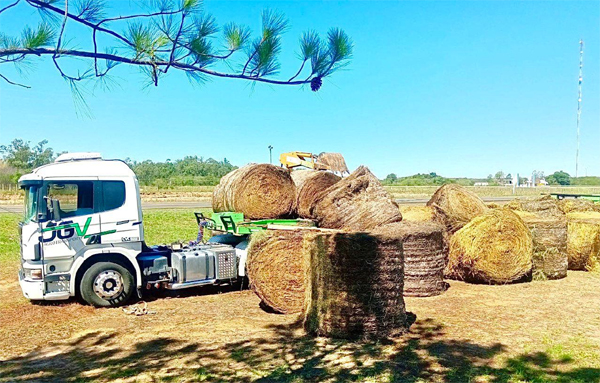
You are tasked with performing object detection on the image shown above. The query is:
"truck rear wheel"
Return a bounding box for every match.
[80,262,134,307]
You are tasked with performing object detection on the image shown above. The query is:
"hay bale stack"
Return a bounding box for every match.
[246,230,312,314]
[316,152,349,174]
[212,164,296,219]
[566,212,600,271]
[426,184,488,233]
[558,199,600,214]
[446,209,533,284]
[399,205,435,222]
[291,171,341,218]
[373,221,447,297]
[515,211,567,280]
[304,231,409,339]
[506,195,563,218]
[312,166,402,231]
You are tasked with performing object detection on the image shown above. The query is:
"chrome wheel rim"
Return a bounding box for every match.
[93,270,124,300]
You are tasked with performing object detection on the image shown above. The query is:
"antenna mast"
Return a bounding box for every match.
[575,39,584,178]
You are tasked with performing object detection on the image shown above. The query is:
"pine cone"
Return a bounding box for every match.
[311,76,322,92]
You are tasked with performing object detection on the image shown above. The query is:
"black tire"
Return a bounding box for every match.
[80,262,134,307]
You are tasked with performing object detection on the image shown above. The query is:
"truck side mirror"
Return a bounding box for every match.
[46,197,61,222]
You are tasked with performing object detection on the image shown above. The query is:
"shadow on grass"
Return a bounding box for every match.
[1,318,598,383]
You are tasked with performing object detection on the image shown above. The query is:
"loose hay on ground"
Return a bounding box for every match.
[304,231,409,339]
[291,171,341,218]
[566,212,600,271]
[514,211,567,280]
[426,184,488,233]
[212,164,296,219]
[446,209,533,284]
[373,221,448,297]
[312,166,402,231]
[246,230,312,314]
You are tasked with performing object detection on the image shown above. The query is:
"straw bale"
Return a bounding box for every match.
[291,171,341,218]
[566,212,600,271]
[515,211,567,280]
[316,152,349,174]
[246,230,312,314]
[304,231,409,340]
[373,221,448,297]
[312,166,402,231]
[446,209,533,284]
[505,195,563,218]
[558,198,600,214]
[212,164,296,219]
[427,184,488,233]
[399,205,435,222]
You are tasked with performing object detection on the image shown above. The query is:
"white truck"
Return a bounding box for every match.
[18,153,248,307]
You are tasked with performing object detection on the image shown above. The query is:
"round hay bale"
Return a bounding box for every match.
[373,221,448,297]
[566,212,600,271]
[505,195,563,218]
[399,205,435,222]
[486,202,500,209]
[426,184,487,233]
[312,166,402,231]
[296,172,341,218]
[446,209,533,284]
[316,152,349,174]
[212,164,296,219]
[558,198,600,214]
[246,230,311,314]
[304,231,409,340]
[514,211,567,280]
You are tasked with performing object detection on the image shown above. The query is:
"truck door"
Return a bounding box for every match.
[40,180,101,268]
[97,179,143,247]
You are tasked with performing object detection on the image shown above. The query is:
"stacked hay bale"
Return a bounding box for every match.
[446,209,533,284]
[558,198,600,214]
[246,229,315,314]
[427,184,488,233]
[565,212,600,271]
[212,164,296,219]
[506,195,562,218]
[290,170,341,218]
[373,221,447,297]
[304,231,409,339]
[399,205,435,222]
[514,211,568,280]
[312,166,402,231]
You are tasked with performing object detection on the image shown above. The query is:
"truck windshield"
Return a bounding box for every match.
[23,186,38,222]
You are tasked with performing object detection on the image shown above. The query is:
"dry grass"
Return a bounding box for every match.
[2,211,600,382]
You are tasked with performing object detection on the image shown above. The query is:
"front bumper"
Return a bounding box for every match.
[18,269,70,301]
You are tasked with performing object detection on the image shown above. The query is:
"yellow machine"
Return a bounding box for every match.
[279,151,349,175]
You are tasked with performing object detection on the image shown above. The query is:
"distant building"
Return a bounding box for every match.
[474,182,489,186]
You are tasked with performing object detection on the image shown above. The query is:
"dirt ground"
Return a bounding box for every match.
[1,270,599,382]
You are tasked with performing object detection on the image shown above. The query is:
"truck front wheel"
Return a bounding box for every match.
[80,262,134,307]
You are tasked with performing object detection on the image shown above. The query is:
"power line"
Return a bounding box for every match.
[575,39,584,178]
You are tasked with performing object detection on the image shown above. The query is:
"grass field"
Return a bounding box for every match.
[1,210,599,382]
[3,185,600,205]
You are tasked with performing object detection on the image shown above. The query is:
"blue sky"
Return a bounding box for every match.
[0,0,598,179]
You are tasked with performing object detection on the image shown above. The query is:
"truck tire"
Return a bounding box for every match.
[80,262,134,307]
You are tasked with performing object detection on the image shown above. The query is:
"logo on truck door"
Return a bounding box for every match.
[40,217,116,244]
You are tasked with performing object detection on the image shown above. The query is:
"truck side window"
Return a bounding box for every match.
[47,181,94,218]
[102,181,126,211]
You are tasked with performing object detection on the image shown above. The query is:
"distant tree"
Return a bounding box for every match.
[0,138,55,171]
[506,173,512,179]
[384,173,398,184]
[494,171,505,180]
[547,171,571,186]
[0,0,352,97]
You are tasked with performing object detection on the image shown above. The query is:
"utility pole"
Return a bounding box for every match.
[268,145,273,164]
[575,39,584,178]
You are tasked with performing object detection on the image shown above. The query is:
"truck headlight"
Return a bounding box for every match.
[23,268,43,280]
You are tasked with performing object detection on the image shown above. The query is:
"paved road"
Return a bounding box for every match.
[0,197,512,214]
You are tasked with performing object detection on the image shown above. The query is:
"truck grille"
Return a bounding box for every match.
[216,250,236,280]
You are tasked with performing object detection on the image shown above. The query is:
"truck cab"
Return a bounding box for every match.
[18,153,245,307]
